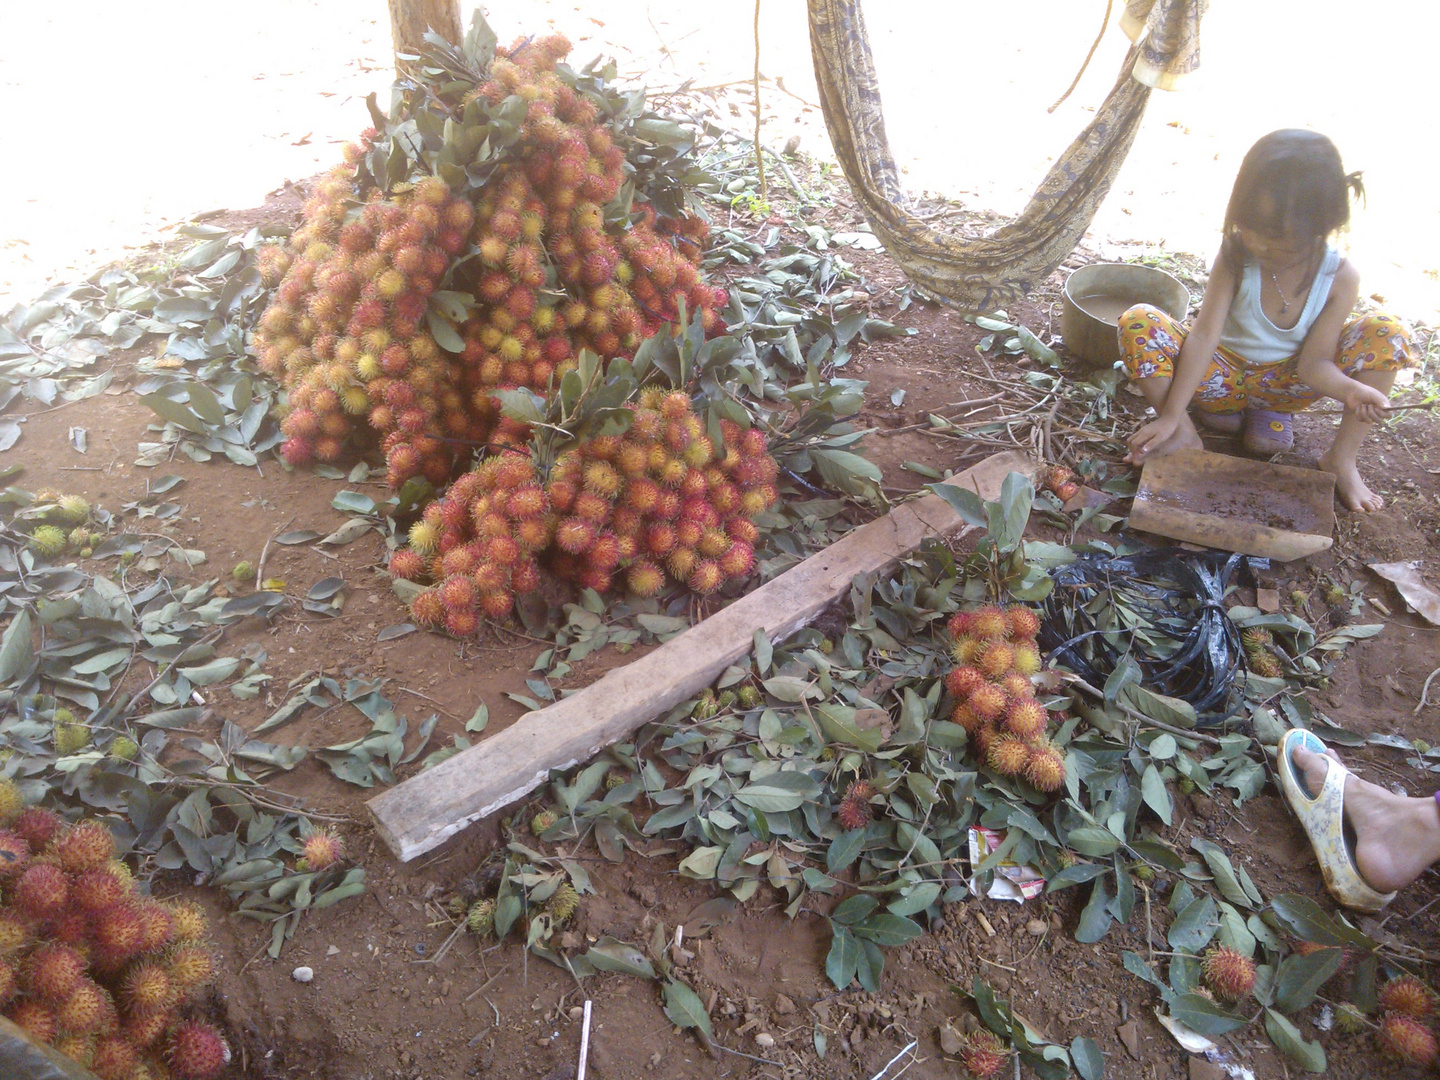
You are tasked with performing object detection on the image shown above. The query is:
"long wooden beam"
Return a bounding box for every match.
[368,451,1034,861]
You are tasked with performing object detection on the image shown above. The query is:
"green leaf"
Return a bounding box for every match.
[1074,875,1113,943]
[1140,764,1173,826]
[1121,684,1198,728]
[827,829,866,873]
[178,657,241,686]
[1167,993,1247,1036]
[853,913,922,947]
[825,924,860,990]
[1066,826,1121,858]
[1070,1037,1104,1080]
[1264,1008,1326,1072]
[0,608,34,683]
[1273,948,1343,1013]
[732,771,821,813]
[1168,895,1219,951]
[662,979,713,1038]
[927,481,987,528]
[330,491,376,515]
[887,882,941,917]
[831,894,878,926]
[812,703,885,753]
[585,937,656,980]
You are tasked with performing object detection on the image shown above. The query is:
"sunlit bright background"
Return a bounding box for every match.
[3,1,1435,319]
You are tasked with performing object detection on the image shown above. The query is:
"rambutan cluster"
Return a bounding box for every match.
[944,604,1066,792]
[0,782,227,1078]
[255,32,727,494]
[392,392,780,630]
[1377,975,1439,1066]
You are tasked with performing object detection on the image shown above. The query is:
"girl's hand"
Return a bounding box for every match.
[1342,382,1390,424]
[1126,415,1181,463]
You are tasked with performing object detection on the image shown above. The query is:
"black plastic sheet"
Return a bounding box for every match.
[1039,546,1261,726]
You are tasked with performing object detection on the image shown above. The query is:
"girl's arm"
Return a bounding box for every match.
[1293,262,1388,421]
[1127,255,1237,460]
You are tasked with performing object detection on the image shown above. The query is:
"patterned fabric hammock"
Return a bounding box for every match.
[807,0,1206,311]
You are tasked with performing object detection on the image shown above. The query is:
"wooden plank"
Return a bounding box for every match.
[368,451,1036,861]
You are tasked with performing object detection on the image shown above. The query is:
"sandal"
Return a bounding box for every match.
[1243,409,1294,455]
[1195,410,1243,436]
[1276,729,1395,913]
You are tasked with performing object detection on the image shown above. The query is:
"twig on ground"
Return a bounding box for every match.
[255,517,296,590]
[576,1000,593,1080]
[465,964,510,1003]
[868,1039,920,1080]
[1415,666,1440,715]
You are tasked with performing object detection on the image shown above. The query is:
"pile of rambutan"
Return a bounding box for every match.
[253,31,727,494]
[0,780,228,1079]
[944,604,1066,792]
[390,390,778,631]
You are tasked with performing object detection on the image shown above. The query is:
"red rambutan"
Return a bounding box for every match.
[968,684,1007,723]
[13,807,61,852]
[835,795,872,831]
[944,666,986,700]
[9,1000,58,1044]
[1380,975,1435,1018]
[1005,605,1042,641]
[1379,1012,1439,1066]
[1026,743,1067,792]
[167,1020,231,1080]
[1202,946,1257,1001]
[302,828,345,871]
[15,863,68,919]
[959,1031,1008,1078]
[54,820,115,874]
[977,640,1015,680]
[1004,697,1048,741]
[987,736,1030,777]
[23,944,86,1003]
[688,560,723,595]
[121,963,174,1016]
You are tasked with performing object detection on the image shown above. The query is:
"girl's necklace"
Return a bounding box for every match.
[1268,251,1316,315]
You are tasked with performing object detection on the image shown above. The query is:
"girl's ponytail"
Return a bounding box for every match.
[1346,170,1366,206]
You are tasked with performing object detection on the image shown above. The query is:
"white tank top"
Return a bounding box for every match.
[1218,245,1341,366]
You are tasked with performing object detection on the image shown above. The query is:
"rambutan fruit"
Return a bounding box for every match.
[136,899,173,953]
[121,963,174,1016]
[408,593,440,633]
[572,491,612,525]
[667,546,698,582]
[56,978,112,1037]
[512,559,541,593]
[582,460,622,499]
[725,517,759,545]
[23,943,86,1003]
[835,795,872,831]
[166,944,214,996]
[514,516,554,552]
[9,1000,58,1044]
[74,865,128,911]
[1380,975,1435,1018]
[167,901,207,943]
[1202,946,1257,1001]
[688,560,723,595]
[302,828,345,872]
[280,436,314,466]
[586,532,623,571]
[675,520,703,549]
[625,559,666,598]
[968,684,1007,723]
[92,901,144,963]
[1005,605,1042,641]
[15,863,68,919]
[54,820,115,873]
[968,605,1008,641]
[408,519,442,554]
[0,910,33,953]
[1010,642,1042,677]
[977,640,1015,680]
[717,541,755,579]
[944,666,986,700]
[996,673,1031,702]
[697,528,731,559]
[959,1031,1008,1078]
[478,589,515,621]
[1004,697,1048,741]
[90,1034,141,1080]
[123,1007,169,1049]
[950,703,984,734]
[545,883,580,923]
[987,736,1030,777]
[14,806,59,847]
[1378,1013,1439,1066]
[739,485,777,516]
[555,517,598,554]
[1026,743,1067,792]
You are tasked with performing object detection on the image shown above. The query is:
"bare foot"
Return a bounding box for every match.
[1293,745,1440,893]
[1318,449,1384,511]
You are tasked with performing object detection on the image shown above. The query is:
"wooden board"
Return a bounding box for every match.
[367,451,1036,861]
[1129,448,1335,562]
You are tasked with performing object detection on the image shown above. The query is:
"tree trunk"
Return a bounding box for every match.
[387,0,462,69]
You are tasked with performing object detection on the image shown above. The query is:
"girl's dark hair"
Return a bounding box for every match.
[1219,129,1364,270]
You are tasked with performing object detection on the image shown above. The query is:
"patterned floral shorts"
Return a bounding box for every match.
[1117,305,1415,414]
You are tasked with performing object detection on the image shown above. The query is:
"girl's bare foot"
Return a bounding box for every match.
[1318,449,1384,511]
[1293,745,1440,893]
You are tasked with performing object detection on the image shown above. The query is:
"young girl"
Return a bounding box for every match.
[1120,129,1414,512]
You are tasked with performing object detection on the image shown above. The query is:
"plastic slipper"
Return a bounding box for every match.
[1243,408,1294,454]
[1276,728,1395,913]
[1195,410,1243,435]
